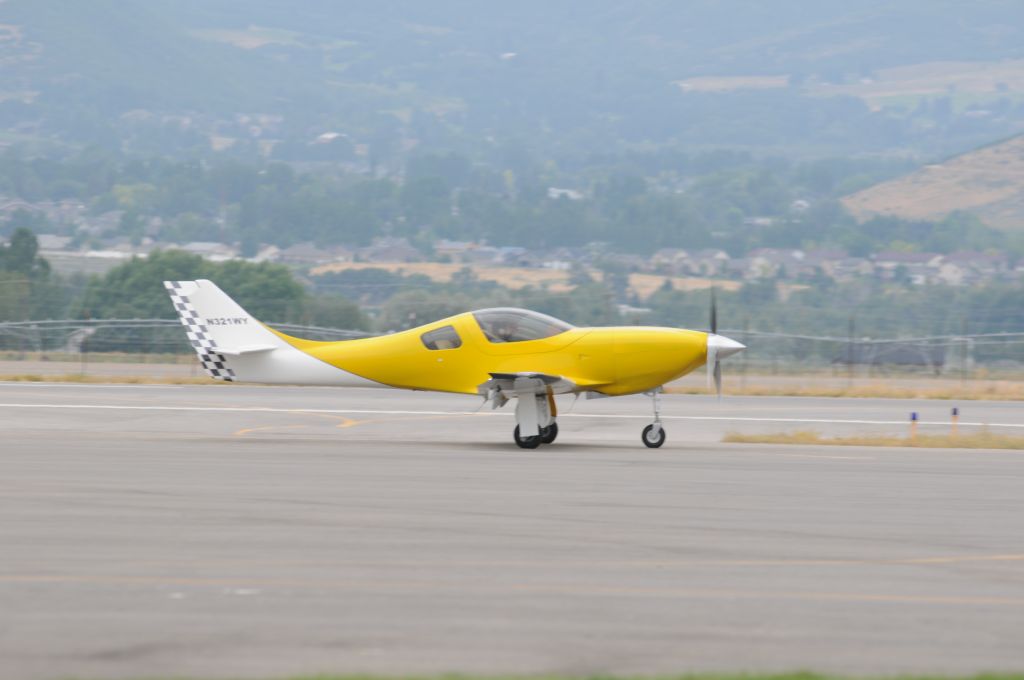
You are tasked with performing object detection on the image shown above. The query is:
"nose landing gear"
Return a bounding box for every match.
[642,389,666,448]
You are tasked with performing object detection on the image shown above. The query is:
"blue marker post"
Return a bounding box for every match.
[951,407,960,437]
[910,412,919,442]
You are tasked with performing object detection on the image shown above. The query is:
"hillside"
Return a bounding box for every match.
[4,0,1024,159]
[841,135,1024,230]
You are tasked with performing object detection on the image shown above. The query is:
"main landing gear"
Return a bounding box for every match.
[514,422,558,449]
[641,389,666,448]
[512,391,558,449]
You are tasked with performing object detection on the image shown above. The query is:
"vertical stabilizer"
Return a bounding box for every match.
[164,280,236,381]
[164,279,378,387]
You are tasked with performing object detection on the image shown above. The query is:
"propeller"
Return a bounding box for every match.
[706,288,745,398]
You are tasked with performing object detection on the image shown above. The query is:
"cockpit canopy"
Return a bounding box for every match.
[473,308,575,343]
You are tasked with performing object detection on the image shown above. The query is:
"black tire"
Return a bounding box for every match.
[540,422,559,444]
[642,424,666,448]
[514,425,542,449]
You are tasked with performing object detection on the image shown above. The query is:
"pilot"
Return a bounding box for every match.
[491,317,518,342]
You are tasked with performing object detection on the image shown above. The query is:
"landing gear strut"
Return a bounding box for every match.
[642,389,666,448]
[512,389,558,449]
[514,425,542,449]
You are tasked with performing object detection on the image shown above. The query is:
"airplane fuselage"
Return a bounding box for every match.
[270,313,709,396]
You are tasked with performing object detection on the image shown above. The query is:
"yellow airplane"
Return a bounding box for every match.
[165,279,745,448]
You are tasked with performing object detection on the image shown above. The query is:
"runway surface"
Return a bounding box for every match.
[2,382,1024,679]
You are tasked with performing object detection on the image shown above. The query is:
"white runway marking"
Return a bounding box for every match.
[0,382,186,389]
[0,402,1021,429]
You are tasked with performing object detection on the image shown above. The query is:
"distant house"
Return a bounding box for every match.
[494,246,536,267]
[547,187,584,201]
[35,234,73,251]
[904,262,937,286]
[434,239,478,261]
[725,257,750,279]
[462,245,501,264]
[358,237,423,263]
[250,245,281,263]
[181,241,239,262]
[602,253,648,271]
[82,210,125,236]
[936,250,1009,286]
[277,242,347,266]
[874,251,942,268]
[0,198,35,215]
[684,249,731,277]
[829,257,875,282]
[37,199,87,226]
[651,248,690,273]
[872,251,943,283]
[315,131,346,144]
[542,247,588,270]
[746,248,810,279]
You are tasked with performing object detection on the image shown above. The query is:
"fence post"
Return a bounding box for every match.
[960,318,968,384]
[847,315,855,388]
[741,317,749,389]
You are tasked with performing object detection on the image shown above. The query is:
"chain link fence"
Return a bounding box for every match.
[1,319,1022,378]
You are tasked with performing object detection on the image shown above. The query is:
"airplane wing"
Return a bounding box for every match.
[477,371,607,409]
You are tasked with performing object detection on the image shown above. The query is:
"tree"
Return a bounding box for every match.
[73,250,307,321]
[0,228,50,279]
[378,289,476,331]
[0,229,70,323]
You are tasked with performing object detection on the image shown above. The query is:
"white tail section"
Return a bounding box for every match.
[164,279,377,387]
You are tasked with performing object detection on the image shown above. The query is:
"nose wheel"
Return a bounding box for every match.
[642,423,666,448]
[642,389,666,448]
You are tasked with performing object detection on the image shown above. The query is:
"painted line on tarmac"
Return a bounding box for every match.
[0,402,1022,429]
[0,382,186,389]
[1,572,1022,606]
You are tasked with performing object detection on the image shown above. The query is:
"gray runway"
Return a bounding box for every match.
[1,382,1023,679]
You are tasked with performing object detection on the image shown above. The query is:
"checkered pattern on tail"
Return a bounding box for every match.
[164,281,235,381]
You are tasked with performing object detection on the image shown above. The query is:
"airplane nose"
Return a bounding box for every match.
[707,333,746,359]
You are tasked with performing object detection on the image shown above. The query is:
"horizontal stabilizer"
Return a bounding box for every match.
[209,344,277,356]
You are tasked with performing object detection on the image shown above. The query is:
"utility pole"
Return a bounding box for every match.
[741,317,749,389]
[961,318,968,385]
[847,315,855,388]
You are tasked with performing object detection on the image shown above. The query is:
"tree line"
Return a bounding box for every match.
[3,149,1020,259]
[2,229,1021,365]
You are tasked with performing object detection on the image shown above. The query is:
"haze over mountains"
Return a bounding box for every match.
[2,1,1024,344]
[2,1,1024,254]
[5,0,1024,159]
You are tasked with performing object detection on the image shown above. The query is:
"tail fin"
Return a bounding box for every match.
[165,280,248,381]
[165,279,353,386]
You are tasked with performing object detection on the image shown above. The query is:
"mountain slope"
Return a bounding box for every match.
[841,135,1024,230]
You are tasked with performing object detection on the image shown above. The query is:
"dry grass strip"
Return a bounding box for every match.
[666,382,1024,401]
[0,373,219,385]
[724,430,1024,450]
